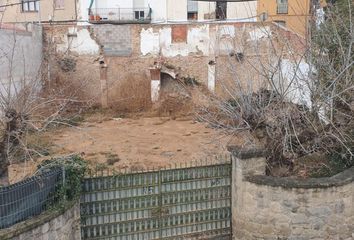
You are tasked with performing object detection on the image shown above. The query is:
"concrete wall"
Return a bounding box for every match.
[0,202,81,240]
[92,25,132,56]
[0,23,42,99]
[229,146,354,240]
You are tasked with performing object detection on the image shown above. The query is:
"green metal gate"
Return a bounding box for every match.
[80,161,231,240]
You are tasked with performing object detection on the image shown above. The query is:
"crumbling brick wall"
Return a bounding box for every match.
[42,22,301,110]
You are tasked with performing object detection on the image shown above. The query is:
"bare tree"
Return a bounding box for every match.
[0,21,100,185]
[197,0,353,177]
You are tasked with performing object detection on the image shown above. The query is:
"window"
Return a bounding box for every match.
[188,12,197,20]
[134,10,144,20]
[21,0,39,12]
[54,0,64,9]
[187,0,198,20]
[274,20,286,27]
[216,1,227,20]
[277,0,288,14]
[0,0,5,12]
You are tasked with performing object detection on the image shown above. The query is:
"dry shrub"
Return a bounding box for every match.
[154,94,194,118]
[41,55,101,118]
[153,75,195,118]
[109,76,152,113]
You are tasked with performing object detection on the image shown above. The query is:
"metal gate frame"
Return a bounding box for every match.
[80,159,231,240]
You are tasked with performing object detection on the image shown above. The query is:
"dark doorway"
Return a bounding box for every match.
[216,1,227,20]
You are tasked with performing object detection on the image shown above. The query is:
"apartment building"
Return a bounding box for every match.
[257,0,327,37]
[0,0,257,24]
[0,0,77,22]
[83,0,257,23]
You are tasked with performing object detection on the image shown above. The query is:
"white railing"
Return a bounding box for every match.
[88,8,151,22]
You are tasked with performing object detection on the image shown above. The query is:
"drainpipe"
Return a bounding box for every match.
[88,0,95,17]
[74,0,78,21]
[37,0,41,23]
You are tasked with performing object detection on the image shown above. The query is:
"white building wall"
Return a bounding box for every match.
[227,1,257,20]
[78,0,90,23]
[148,0,167,22]
[197,1,257,21]
[78,0,257,23]
[167,0,187,21]
[198,2,216,20]
[100,0,133,9]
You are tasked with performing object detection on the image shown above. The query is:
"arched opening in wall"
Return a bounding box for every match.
[160,73,187,97]
[156,72,192,117]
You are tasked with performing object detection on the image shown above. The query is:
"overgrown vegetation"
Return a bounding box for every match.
[199,1,353,177]
[0,24,98,185]
[37,155,87,209]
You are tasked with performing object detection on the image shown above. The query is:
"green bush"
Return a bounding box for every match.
[38,155,87,208]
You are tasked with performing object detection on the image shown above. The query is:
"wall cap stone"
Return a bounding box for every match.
[0,200,78,240]
[227,145,266,159]
[245,166,354,189]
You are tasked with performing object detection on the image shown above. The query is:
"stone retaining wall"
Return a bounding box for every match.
[228,146,354,240]
[0,201,81,240]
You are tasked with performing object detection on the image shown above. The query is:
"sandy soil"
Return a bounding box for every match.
[9,117,231,182]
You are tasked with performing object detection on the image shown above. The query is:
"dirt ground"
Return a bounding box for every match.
[8,117,231,183]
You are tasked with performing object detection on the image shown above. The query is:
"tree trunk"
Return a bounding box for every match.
[0,109,22,186]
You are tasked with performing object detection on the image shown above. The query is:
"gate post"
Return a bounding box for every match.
[227,146,266,240]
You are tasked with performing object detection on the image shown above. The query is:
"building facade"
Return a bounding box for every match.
[81,0,258,23]
[0,0,77,23]
[257,0,326,37]
[0,0,257,24]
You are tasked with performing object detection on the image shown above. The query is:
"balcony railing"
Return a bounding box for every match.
[277,3,288,14]
[88,8,151,23]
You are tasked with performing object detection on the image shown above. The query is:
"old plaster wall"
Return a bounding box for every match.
[43,25,101,105]
[229,147,354,240]
[44,22,293,108]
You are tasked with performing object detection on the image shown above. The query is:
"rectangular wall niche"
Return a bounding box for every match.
[172,25,187,43]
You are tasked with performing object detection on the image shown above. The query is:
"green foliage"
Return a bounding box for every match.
[309,0,354,175]
[312,0,353,92]
[38,155,87,209]
[310,150,354,178]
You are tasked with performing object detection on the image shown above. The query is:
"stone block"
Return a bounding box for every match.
[41,223,50,234]
[307,206,331,217]
[312,218,325,230]
[291,214,308,224]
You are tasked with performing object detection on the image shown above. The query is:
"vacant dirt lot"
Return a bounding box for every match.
[9,117,230,182]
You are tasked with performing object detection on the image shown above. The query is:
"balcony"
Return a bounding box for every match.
[277,3,288,14]
[88,8,151,24]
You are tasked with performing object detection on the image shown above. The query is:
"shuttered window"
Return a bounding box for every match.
[55,0,64,9]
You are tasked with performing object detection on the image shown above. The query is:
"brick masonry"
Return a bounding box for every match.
[43,22,305,108]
